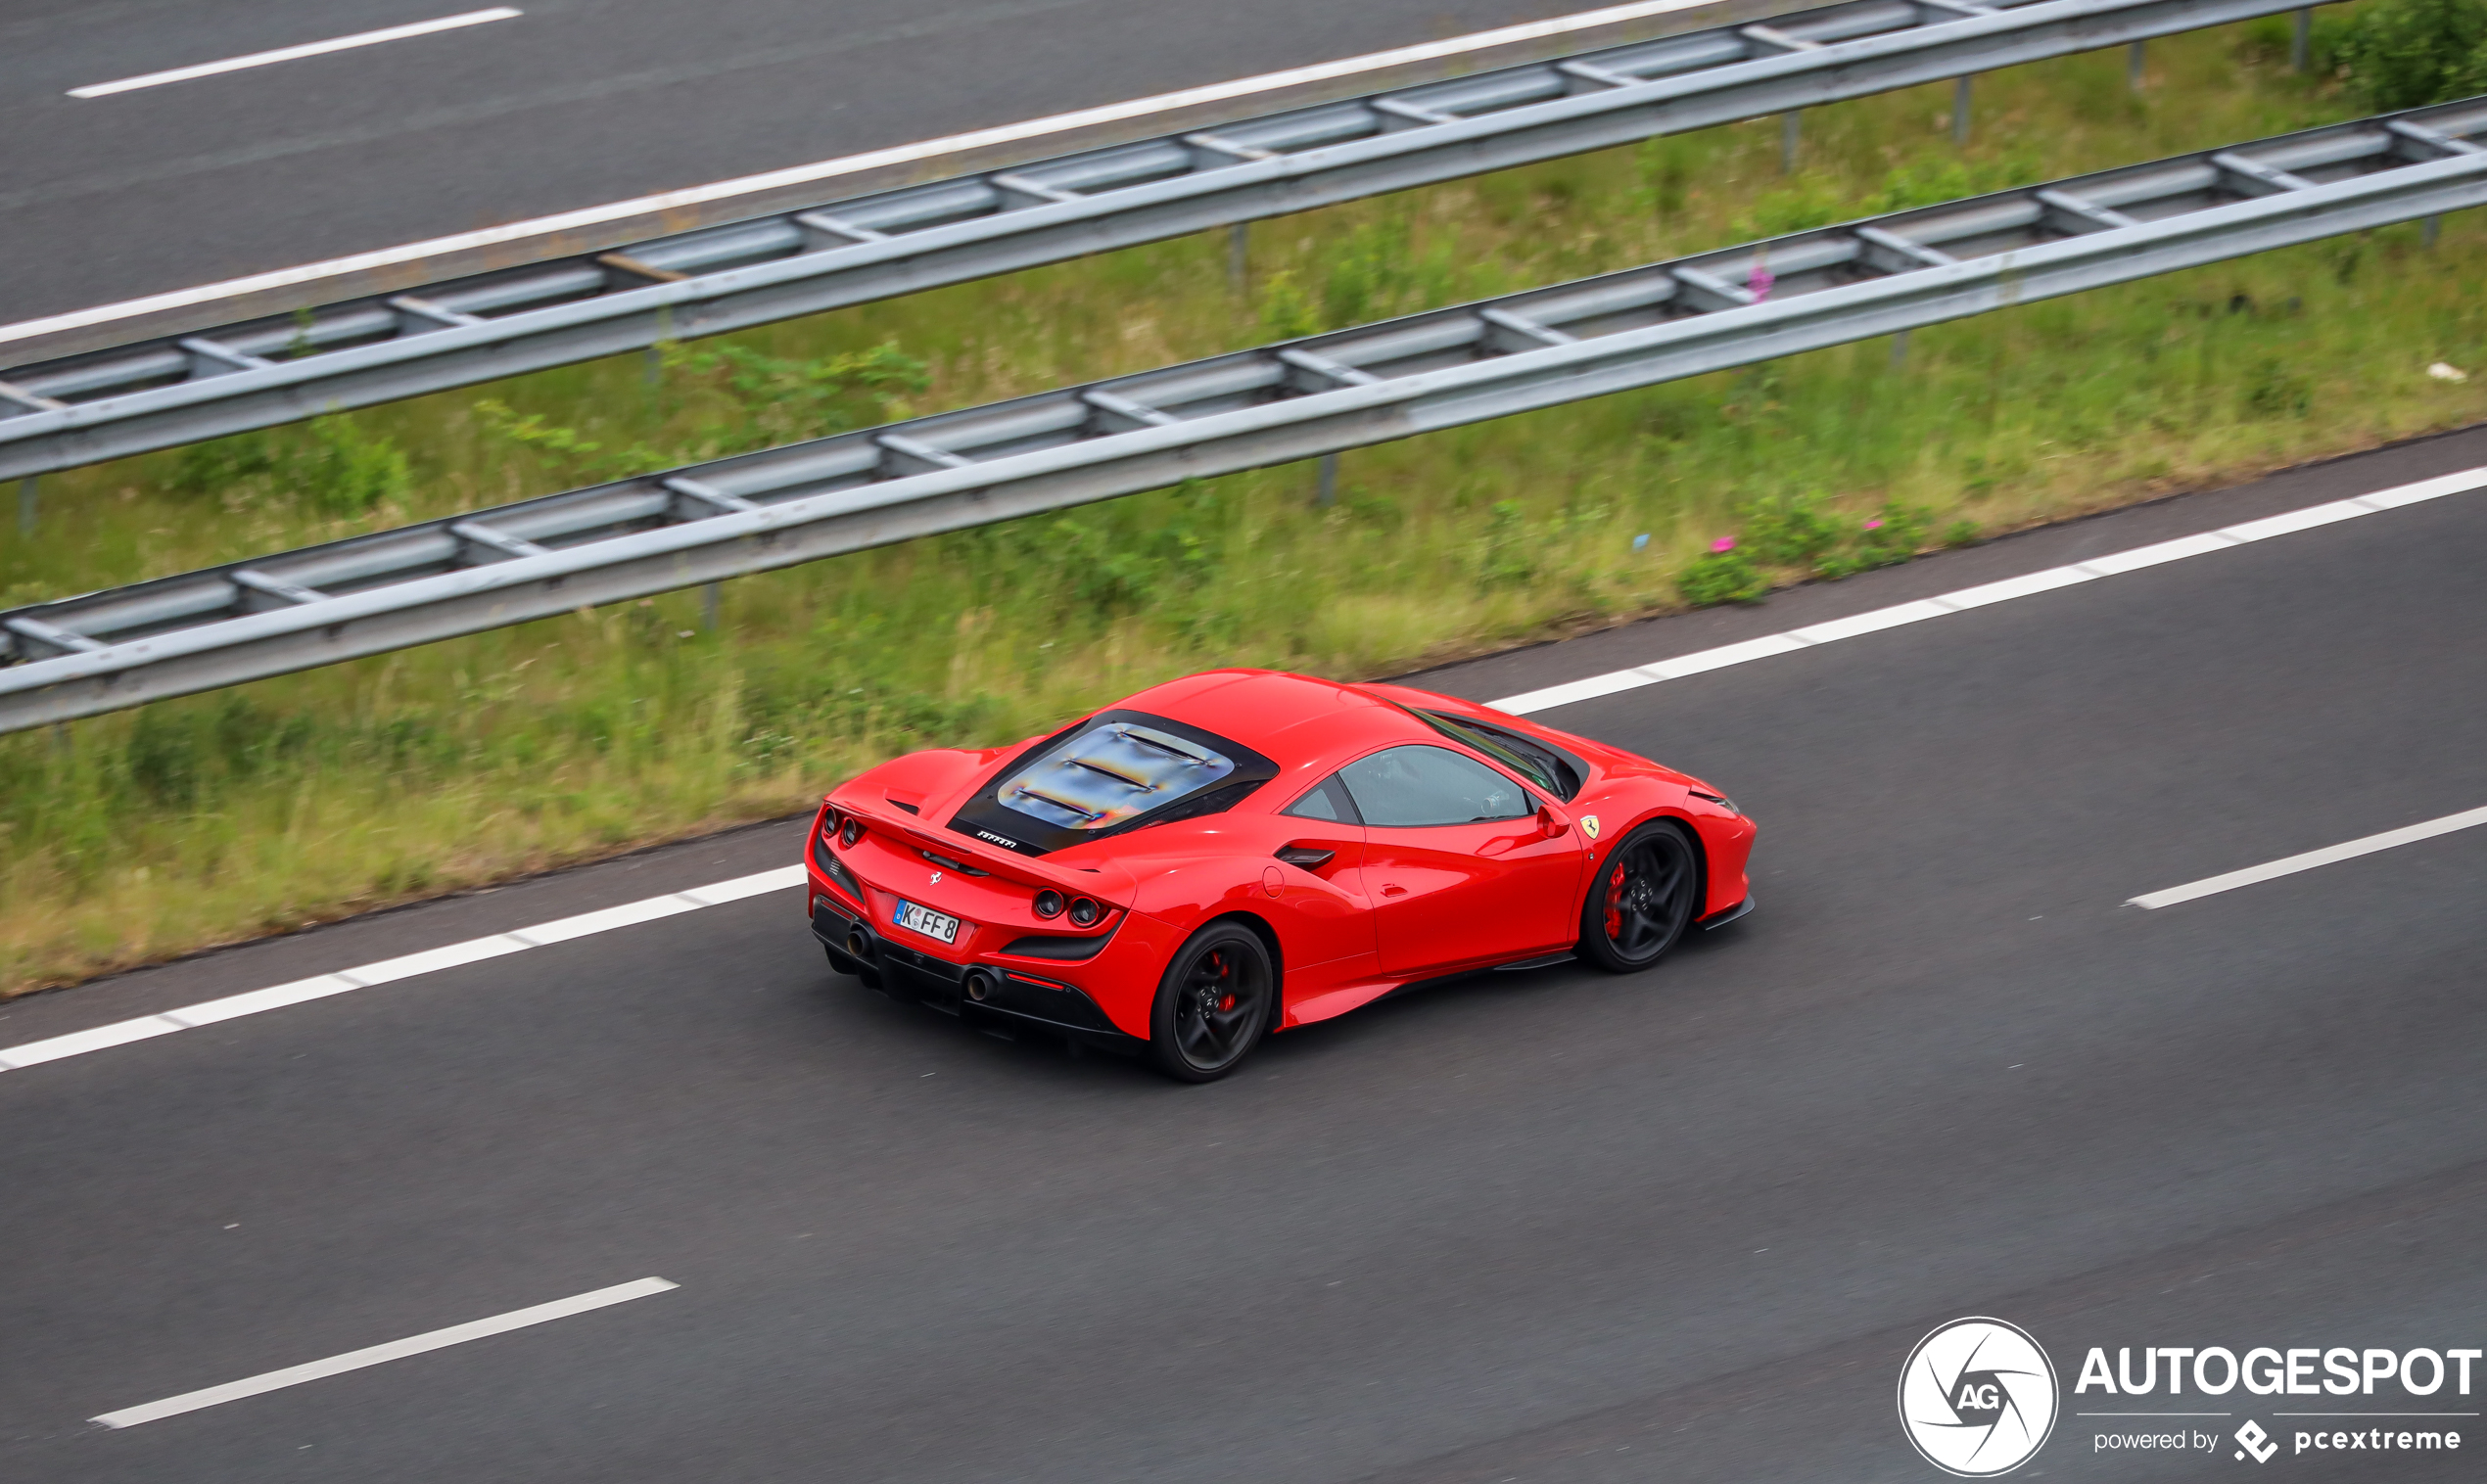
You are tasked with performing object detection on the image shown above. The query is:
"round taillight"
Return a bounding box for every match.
[840,817,864,848]
[1067,897,1103,928]
[1032,890,1065,918]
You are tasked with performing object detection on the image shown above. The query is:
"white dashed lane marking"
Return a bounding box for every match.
[90,1277,678,1428]
[2128,805,2487,910]
[68,10,523,99]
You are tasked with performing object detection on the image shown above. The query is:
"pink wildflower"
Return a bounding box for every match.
[1711,537,1737,553]
[1864,518,1884,531]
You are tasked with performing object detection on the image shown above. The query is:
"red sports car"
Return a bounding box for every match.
[804,670,1755,1082]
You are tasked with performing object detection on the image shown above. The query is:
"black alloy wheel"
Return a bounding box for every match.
[1577,821,1701,973]
[1149,922,1275,1083]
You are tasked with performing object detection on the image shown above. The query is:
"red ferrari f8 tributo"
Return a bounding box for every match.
[805,671,1754,1081]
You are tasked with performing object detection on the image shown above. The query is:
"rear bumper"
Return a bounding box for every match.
[810,896,1146,1049]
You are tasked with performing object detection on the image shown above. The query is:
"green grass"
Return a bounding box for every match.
[5,18,2486,997]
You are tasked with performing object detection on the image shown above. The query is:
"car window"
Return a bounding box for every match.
[1415,710,1585,801]
[1338,746,1533,827]
[1282,774,1361,823]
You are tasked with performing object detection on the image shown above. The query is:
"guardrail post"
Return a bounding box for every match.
[1781,111,1802,173]
[648,306,674,394]
[2291,8,2311,70]
[2129,40,2145,90]
[16,476,32,535]
[2424,214,2441,248]
[1229,222,1250,295]
[1951,77,1972,145]
[1316,453,1339,507]
[1890,329,1910,367]
[702,580,722,630]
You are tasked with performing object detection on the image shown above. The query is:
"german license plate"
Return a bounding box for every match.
[893,900,961,945]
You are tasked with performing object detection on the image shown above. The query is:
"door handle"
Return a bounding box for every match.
[1275,844,1336,869]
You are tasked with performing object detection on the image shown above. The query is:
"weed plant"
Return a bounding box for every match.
[4,18,2486,995]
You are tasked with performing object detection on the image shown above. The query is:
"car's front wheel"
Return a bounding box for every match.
[1576,820,1701,973]
[1148,921,1274,1084]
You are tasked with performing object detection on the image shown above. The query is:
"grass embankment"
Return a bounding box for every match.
[5,18,2485,997]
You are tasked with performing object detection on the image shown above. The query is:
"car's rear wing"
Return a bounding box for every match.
[821,793,1140,904]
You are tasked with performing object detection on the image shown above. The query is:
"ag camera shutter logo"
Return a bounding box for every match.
[1899,1318,2060,1476]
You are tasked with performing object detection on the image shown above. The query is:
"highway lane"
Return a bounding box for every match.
[0,432,2483,1482]
[0,0,1603,328]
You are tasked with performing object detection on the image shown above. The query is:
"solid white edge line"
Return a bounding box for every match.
[2068,530,2237,577]
[0,870,808,1072]
[89,1276,677,1429]
[4,0,1718,347]
[1785,597,1954,645]
[158,974,364,1029]
[1487,466,2487,714]
[2128,804,2487,909]
[1935,565,2098,611]
[1485,669,1654,715]
[679,863,808,906]
[2215,497,2370,543]
[68,9,523,98]
[505,895,702,948]
[0,1015,184,1069]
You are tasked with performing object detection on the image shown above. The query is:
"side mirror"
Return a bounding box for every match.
[1537,804,1569,839]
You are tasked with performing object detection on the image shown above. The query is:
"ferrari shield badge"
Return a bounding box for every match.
[1580,815,1600,839]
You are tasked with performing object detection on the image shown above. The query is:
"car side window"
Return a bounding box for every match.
[1282,774,1361,823]
[1337,746,1532,828]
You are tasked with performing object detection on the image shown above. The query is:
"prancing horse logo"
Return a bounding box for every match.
[1580,815,1601,840]
[928,871,942,885]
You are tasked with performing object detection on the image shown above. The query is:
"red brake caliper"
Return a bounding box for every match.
[1605,861,1626,939]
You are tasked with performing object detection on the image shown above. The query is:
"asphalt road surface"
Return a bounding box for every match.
[0,0,1597,326]
[2,426,2484,1482]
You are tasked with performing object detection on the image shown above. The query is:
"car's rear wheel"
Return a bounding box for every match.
[1149,921,1274,1084]
[1576,820,1701,973]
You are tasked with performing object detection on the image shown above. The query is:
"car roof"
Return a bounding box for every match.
[1112,670,1430,764]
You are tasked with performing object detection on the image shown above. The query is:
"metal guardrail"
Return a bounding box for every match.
[5,100,2482,733]
[0,0,2332,481]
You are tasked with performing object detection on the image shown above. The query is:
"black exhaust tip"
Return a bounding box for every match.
[964,969,995,1002]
